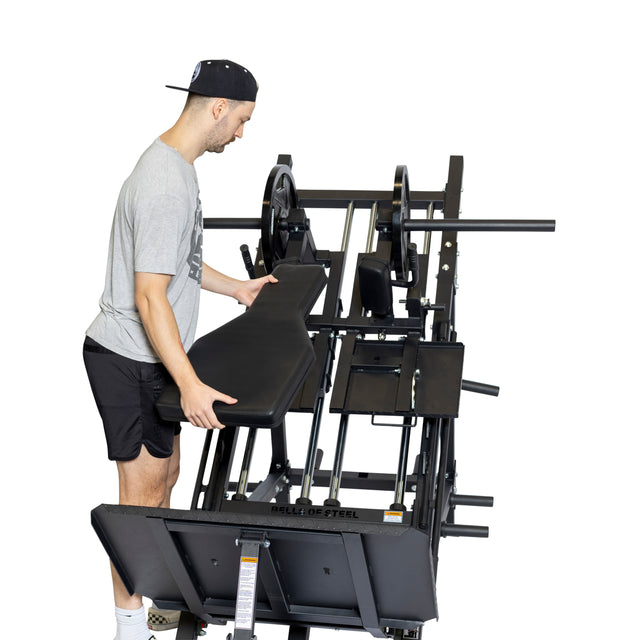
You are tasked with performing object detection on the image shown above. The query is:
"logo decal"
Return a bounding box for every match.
[190,62,201,85]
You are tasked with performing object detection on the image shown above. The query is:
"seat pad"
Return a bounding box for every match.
[156,264,327,427]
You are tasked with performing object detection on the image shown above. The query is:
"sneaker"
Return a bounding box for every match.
[147,606,180,631]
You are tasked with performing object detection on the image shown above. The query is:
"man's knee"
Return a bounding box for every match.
[167,460,180,492]
[120,477,167,507]
[167,436,181,491]
[117,445,172,507]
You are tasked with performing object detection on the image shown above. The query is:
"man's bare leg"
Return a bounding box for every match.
[112,444,172,609]
[162,434,181,508]
[146,435,182,632]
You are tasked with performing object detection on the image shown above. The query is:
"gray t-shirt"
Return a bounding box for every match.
[87,138,203,363]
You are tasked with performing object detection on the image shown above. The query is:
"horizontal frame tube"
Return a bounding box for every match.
[440,523,489,538]
[404,219,555,232]
[461,380,500,396]
[450,494,494,508]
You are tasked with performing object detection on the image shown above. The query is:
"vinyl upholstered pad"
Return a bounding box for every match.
[156,264,327,427]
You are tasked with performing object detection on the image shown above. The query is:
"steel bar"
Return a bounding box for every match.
[204,217,261,230]
[461,379,500,396]
[404,219,555,232]
[450,494,494,508]
[297,396,325,503]
[190,429,214,509]
[341,201,356,252]
[440,524,489,538]
[233,427,258,499]
[202,427,239,511]
[298,189,444,210]
[245,469,288,503]
[391,418,413,509]
[325,414,350,505]
[288,627,311,640]
[423,202,434,255]
[341,533,385,638]
[365,202,379,253]
[430,156,463,343]
[432,418,452,577]
[285,469,416,492]
[147,518,208,620]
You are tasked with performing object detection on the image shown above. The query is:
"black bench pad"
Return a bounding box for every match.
[156,264,327,428]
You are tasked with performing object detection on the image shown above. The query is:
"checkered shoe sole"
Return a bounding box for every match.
[147,607,180,631]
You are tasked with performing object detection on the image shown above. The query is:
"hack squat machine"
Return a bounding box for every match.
[91,155,555,640]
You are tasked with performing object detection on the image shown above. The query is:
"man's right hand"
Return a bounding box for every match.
[134,271,238,429]
[179,380,238,429]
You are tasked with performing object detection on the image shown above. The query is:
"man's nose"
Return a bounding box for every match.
[235,123,244,139]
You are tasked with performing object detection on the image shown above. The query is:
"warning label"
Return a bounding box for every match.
[235,555,258,629]
[383,511,403,523]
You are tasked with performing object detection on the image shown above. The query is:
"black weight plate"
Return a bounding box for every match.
[391,165,411,280]
[261,163,298,272]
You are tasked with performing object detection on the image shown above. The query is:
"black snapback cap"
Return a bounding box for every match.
[167,60,258,101]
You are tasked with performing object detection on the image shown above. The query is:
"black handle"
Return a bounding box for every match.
[240,244,256,279]
[440,523,489,538]
[461,379,500,396]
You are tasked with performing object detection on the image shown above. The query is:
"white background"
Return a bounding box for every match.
[2,1,638,638]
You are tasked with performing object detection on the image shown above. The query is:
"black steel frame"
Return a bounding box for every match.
[92,155,554,640]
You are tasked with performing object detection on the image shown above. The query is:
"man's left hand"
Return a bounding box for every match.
[234,274,278,307]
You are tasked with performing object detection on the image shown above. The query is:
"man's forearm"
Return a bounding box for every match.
[135,285,199,391]
[201,262,242,298]
[135,286,235,429]
[201,261,278,307]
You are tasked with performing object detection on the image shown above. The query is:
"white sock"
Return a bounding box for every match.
[115,605,153,640]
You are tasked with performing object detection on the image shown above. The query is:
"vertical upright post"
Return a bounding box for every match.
[190,429,214,509]
[341,201,356,252]
[288,626,310,640]
[365,202,379,253]
[324,414,349,506]
[202,426,239,511]
[297,396,325,504]
[233,427,258,500]
[432,418,452,578]
[269,421,290,504]
[432,156,463,342]
[390,417,413,510]
[410,418,435,530]
[423,202,434,255]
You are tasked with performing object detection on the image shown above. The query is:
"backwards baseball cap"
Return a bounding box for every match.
[166,59,258,102]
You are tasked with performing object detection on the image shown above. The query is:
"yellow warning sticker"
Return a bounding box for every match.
[383,511,403,523]
[236,557,259,629]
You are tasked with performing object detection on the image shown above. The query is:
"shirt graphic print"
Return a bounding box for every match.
[188,197,203,284]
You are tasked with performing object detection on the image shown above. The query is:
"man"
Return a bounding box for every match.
[84,60,275,640]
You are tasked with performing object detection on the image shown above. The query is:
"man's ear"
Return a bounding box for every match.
[211,97,228,120]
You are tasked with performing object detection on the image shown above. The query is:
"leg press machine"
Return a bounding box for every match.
[92,155,555,640]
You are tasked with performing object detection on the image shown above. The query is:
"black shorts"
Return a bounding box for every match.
[83,336,181,461]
